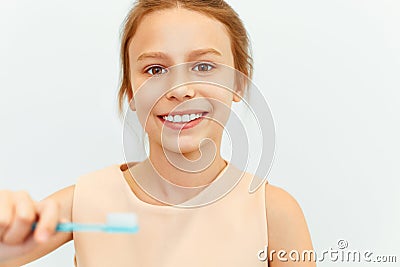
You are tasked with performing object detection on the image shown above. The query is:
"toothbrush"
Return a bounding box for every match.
[32,213,139,234]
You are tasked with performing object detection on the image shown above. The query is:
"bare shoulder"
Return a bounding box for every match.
[265,183,304,219]
[265,183,316,266]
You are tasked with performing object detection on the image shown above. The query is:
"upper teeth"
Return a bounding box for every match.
[163,113,203,123]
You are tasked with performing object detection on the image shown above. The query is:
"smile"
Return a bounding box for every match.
[157,112,209,130]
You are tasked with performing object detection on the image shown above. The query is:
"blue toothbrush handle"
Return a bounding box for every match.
[32,222,139,233]
[55,223,105,232]
[32,222,102,232]
[55,222,74,232]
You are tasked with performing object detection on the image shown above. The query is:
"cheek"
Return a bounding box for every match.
[199,86,233,128]
[131,78,146,93]
[130,67,149,91]
[131,75,164,123]
[201,84,234,106]
[133,93,156,129]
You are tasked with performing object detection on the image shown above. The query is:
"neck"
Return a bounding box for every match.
[147,142,227,188]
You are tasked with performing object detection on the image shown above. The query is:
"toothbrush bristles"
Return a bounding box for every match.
[105,213,139,233]
[107,213,138,225]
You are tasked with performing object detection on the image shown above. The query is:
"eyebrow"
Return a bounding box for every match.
[136,52,168,62]
[136,48,223,62]
[188,48,223,60]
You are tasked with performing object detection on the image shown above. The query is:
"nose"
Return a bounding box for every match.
[165,84,195,102]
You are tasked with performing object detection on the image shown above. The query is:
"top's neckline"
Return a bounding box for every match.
[117,160,236,211]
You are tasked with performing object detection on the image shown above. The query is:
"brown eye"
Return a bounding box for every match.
[192,62,214,72]
[146,66,168,76]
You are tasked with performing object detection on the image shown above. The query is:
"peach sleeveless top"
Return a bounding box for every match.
[72,162,269,267]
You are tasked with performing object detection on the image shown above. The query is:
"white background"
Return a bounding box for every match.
[1,0,399,266]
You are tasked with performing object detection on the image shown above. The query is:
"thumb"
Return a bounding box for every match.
[33,200,59,243]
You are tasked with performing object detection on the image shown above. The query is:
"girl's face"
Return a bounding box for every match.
[128,8,241,154]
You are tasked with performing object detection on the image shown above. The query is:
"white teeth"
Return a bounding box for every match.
[182,114,190,122]
[174,115,182,122]
[163,113,204,123]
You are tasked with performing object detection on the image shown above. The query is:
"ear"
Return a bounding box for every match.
[233,91,243,102]
[129,98,136,111]
[233,75,247,103]
[127,89,136,111]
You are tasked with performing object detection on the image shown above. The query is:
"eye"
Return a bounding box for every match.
[145,65,168,76]
[192,62,215,72]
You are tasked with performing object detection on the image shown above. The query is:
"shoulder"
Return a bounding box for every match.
[264,182,308,233]
[75,164,121,185]
[265,183,304,219]
[264,183,316,266]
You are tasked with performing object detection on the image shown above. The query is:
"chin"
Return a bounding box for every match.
[161,136,203,154]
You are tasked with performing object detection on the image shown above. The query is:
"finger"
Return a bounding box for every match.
[33,199,59,243]
[1,191,37,245]
[0,191,14,242]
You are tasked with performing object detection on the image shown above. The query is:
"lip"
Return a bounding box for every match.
[158,112,209,131]
[158,109,209,117]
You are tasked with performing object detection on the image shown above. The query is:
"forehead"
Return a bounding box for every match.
[129,8,233,61]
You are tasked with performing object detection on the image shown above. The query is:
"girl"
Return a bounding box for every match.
[0,1,315,266]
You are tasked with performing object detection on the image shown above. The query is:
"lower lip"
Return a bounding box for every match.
[158,113,208,131]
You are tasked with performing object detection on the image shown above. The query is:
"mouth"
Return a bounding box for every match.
[157,111,209,131]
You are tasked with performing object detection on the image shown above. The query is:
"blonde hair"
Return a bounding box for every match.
[117,0,253,117]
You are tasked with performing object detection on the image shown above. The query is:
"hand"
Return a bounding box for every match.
[0,190,60,263]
